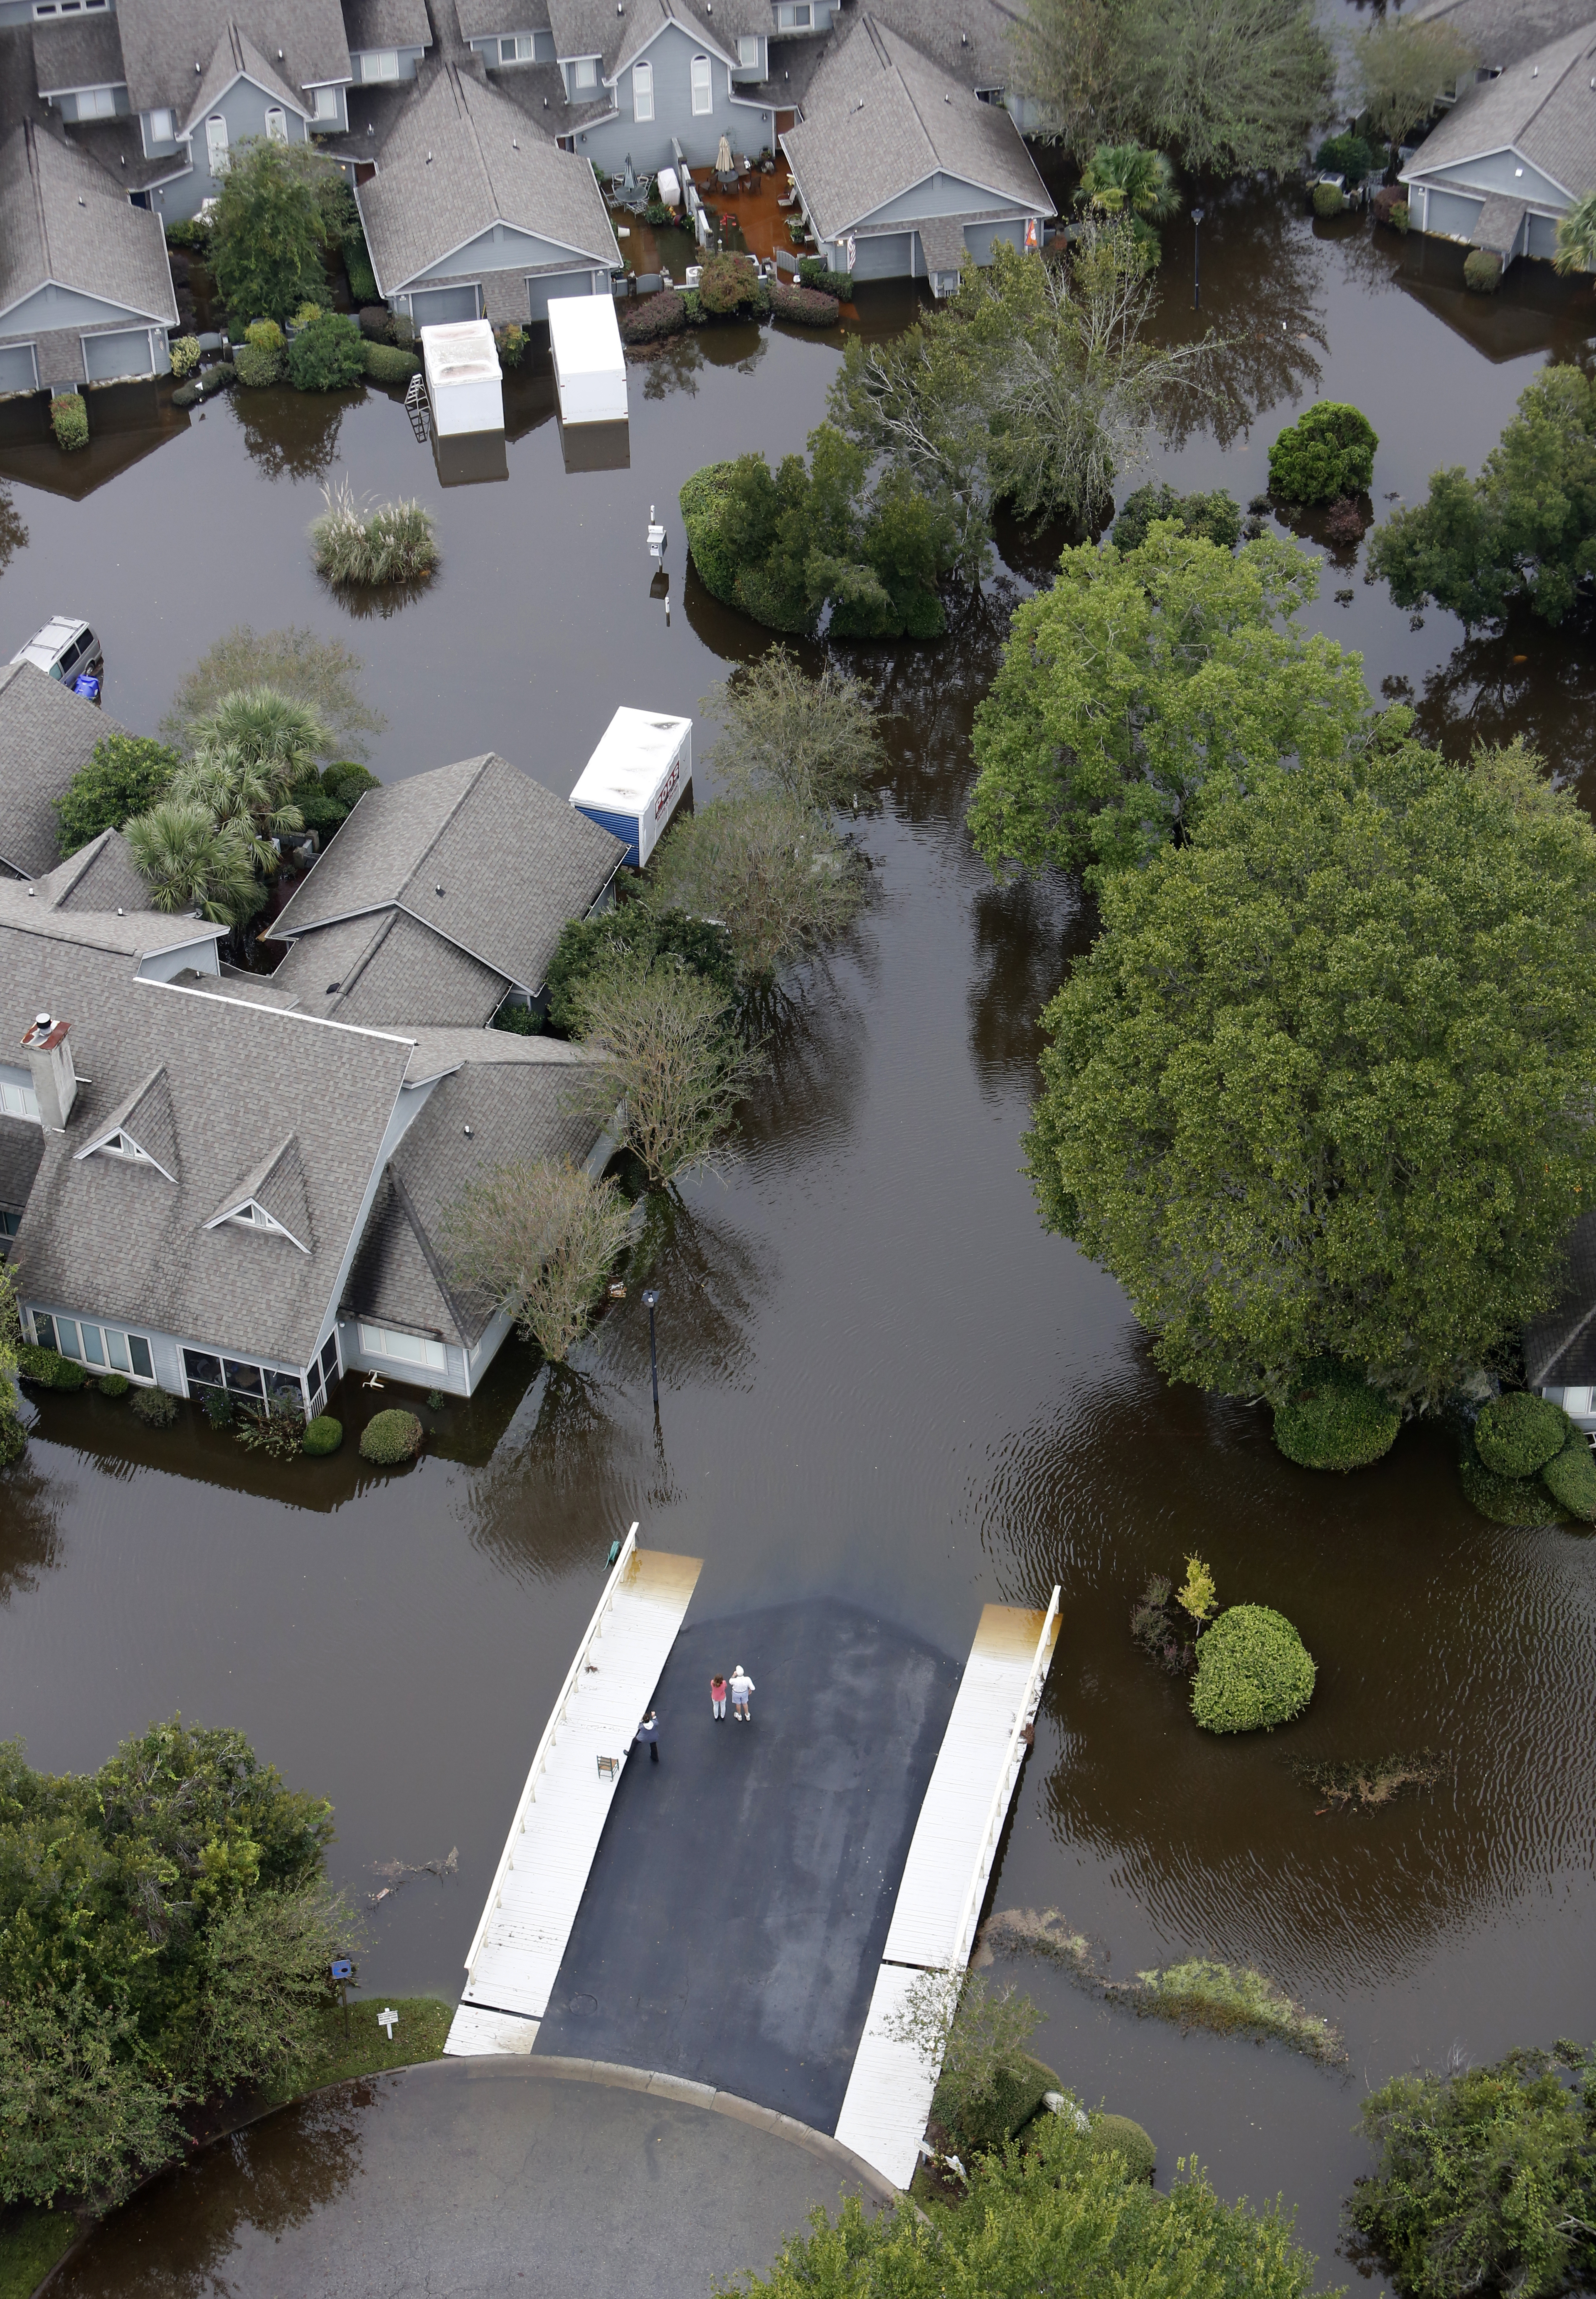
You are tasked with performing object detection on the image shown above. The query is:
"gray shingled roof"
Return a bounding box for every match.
[345,1048,603,1344]
[81,1062,180,1175]
[0,1112,43,1215]
[0,839,227,958]
[857,0,1022,91]
[48,828,153,915]
[0,118,177,326]
[355,62,619,289]
[546,0,726,77]
[1406,0,1596,72]
[32,14,126,97]
[186,22,305,131]
[399,1026,593,1080]
[781,14,1053,239]
[0,661,131,882]
[343,0,433,52]
[454,0,550,42]
[1525,1209,1596,1383]
[1401,18,1596,197]
[269,905,510,1024]
[4,925,411,1368]
[113,0,351,116]
[273,751,625,996]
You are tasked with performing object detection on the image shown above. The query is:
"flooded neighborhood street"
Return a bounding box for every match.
[5,187,1596,2287]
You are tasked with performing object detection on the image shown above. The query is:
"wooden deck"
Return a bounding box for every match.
[445,1527,703,2056]
[832,1593,1062,2186]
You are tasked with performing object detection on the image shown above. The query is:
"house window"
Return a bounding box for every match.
[75,87,118,119]
[737,35,761,66]
[97,1131,149,1161]
[633,59,653,118]
[360,49,401,80]
[573,54,597,88]
[147,106,174,143]
[205,114,229,174]
[320,1332,340,1385]
[182,1347,303,1411]
[690,52,712,110]
[36,1312,154,1381]
[0,1211,18,1240]
[33,0,109,14]
[776,4,812,27]
[0,1080,39,1120]
[359,1322,447,1372]
[264,106,287,140]
[311,86,339,120]
[499,33,533,61]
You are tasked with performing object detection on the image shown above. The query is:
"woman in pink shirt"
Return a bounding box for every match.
[710,1674,727,1721]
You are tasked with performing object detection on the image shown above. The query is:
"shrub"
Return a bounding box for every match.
[768,278,840,326]
[1190,1605,1316,1733]
[1541,1430,1596,1522]
[234,341,284,388]
[245,317,284,352]
[619,289,687,345]
[642,199,673,227]
[343,233,378,305]
[1464,247,1503,294]
[130,1386,179,1428]
[1111,482,1242,553]
[1323,495,1367,545]
[1315,131,1376,185]
[1272,1359,1399,1470]
[1459,1434,1569,1524]
[96,1373,129,1398]
[171,382,200,409]
[1087,2112,1156,2183]
[202,1389,234,1428]
[444,1160,633,1359]
[1475,1391,1571,1477]
[0,1411,24,1468]
[54,733,180,855]
[164,216,213,257]
[362,340,421,384]
[1372,184,1407,228]
[169,336,201,379]
[698,252,761,317]
[937,2051,1059,2156]
[49,394,87,452]
[1268,401,1378,502]
[286,311,365,392]
[358,305,392,340]
[1312,181,1346,218]
[360,1408,424,1464]
[679,286,703,323]
[546,904,736,1031]
[197,362,235,397]
[680,460,739,600]
[389,309,415,348]
[17,1347,84,1391]
[291,301,325,329]
[797,259,853,297]
[494,322,527,368]
[303,1415,342,1456]
[310,479,437,585]
[1389,199,1411,234]
[235,1405,305,1461]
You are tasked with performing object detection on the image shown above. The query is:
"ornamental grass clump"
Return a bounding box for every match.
[1273,1360,1400,1470]
[1190,1604,1315,1733]
[359,1409,423,1465]
[1268,400,1377,501]
[1128,1959,1345,2064]
[310,479,437,587]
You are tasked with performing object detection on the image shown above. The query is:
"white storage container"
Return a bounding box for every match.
[569,707,692,867]
[420,319,504,437]
[657,165,681,207]
[547,294,628,426]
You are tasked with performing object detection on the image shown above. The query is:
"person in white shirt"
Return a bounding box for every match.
[729,1664,754,1722]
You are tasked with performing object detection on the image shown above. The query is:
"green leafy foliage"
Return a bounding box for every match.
[1268,402,1377,503]
[546,904,736,1031]
[1541,1431,1596,1522]
[1463,249,1502,294]
[164,217,213,257]
[163,629,383,763]
[96,1374,129,1399]
[647,794,865,982]
[968,525,1366,886]
[123,802,260,925]
[53,735,180,858]
[1129,1959,1342,2060]
[49,395,86,452]
[359,1409,423,1465]
[342,234,378,305]
[936,2052,1059,2156]
[1554,190,1596,279]
[619,289,687,344]
[15,1348,84,1391]
[302,1416,342,1457]
[233,340,285,388]
[169,336,201,379]
[128,1386,179,1427]
[1474,1391,1571,1478]
[1312,182,1346,219]
[702,646,885,815]
[796,259,853,297]
[185,1883,351,2097]
[1088,2113,1156,2181]
[718,2109,1328,2299]
[444,1160,633,1359]
[1273,1362,1400,1471]
[1190,1606,1316,1733]
[286,311,365,392]
[362,340,420,384]
[1356,16,1478,154]
[0,1985,178,2208]
[1458,1434,1569,1526]
[768,279,840,326]
[697,251,761,316]
[210,139,329,325]
[1347,2045,1596,2299]
[566,953,767,1187]
[1077,142,1180,225]
[1020,729,1596,1406]
[1315,133,1376,184]
[1110,481,1241,552]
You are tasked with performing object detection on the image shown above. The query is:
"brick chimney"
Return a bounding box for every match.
[21,1012,77,1130]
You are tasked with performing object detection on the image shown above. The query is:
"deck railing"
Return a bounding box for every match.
[947,1585,1062,1970]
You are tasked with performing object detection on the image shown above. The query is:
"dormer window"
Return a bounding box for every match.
[99,1130,148,1161]
[217,1196,302,1242]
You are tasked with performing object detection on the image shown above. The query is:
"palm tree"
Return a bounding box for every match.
[123,802,259,923]
[1555,193,1596,280]
[170,749,303,867]
[187,685,328,807]
[1076,143,1181,226]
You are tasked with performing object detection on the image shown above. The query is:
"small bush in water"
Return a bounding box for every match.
[362,340,421,385]
[169,336,202,379]
[311,479,437,585]
[303,1415,343,1456]
[130,1386,180,1428]
[1268,400,1378,502]
[17,1347,85,1390]
[1459,1434,1570,1525]
[1190,1604,1315,1733]
[50,393,87,452]
[1464,247,1503,294]
[1474,1390,1570,1477]
[1541,1430,1596,1522]
[1273,1359,1399,1470]
[286,311,365,392]
[96,1372,130,1398]
[1311,181,1346,218]
[360,1409,423,1465]
[1088,2112,1156,2182]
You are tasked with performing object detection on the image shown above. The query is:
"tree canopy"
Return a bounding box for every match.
[1021,724,1596,1407]
[967,523,1368,885]
[1368,365,1596,627]
[1354,16,1478,156]
[163,625,383,760]
[123,801,261,925]
[53,734,180,858]
[209,139,332,326]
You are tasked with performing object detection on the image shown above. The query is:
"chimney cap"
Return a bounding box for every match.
[23,1013,69,1052]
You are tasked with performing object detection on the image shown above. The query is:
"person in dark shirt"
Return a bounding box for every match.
[637,1710,660,1763]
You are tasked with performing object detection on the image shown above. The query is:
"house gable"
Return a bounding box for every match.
[850,166,1039,231]
[0,279,170,333]
[1409,146,1569,204]
[408,218,611,284]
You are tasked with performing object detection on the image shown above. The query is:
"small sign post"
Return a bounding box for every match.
[330,1957,356,2042]
[378,2006,399,2040]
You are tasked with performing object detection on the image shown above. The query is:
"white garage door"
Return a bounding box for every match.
[0,343,37,393]
[83,327,155,382]
[411,284,480,327]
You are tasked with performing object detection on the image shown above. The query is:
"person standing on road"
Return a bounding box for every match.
[638,1711,660,1763]
[710,1673,727,1721]
[729,1664,754,1723]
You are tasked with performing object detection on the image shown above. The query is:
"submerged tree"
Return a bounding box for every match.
[162,627,383,760]
[700,647,886,814]
[647,794,866,982]
[1355,15,1478,163]
[444,1159,632,1362]
[569,954,766,1186]
[209,138,332,326]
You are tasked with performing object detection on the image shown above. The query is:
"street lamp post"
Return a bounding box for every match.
[1191,206,1205,311]
[641,1288,660,1411]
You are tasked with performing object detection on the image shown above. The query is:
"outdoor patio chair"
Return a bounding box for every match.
[597,1754,620,1780]
[778,188,798,208]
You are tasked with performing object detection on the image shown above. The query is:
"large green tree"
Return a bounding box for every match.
[1022,725,1596,1407]
[1368,365,1596,627]
[1355,17,1478,161]
[209,140,331,326]
[967,523,1368,885]
[54,735,180,858]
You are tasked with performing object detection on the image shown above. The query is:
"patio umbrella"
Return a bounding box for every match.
[716,133,734,173]
[623,153,636,193]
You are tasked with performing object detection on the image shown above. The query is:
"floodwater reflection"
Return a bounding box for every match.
[1151,184,1328,450]
[0,1452,61,1606]
[229,386,353,483]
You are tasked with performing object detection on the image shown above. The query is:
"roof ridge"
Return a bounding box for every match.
[24,122,50,284]
[455,67,501,215]
[387,1159,472,1338]
[872,17,938,157]
[401,752,497,894]
[321,910,394,1011]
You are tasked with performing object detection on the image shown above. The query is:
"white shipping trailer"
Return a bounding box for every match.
[548,294,627,426]
[569,708,692,867]
[421,319,504,437]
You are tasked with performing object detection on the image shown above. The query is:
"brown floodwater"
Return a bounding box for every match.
[7,186,1596,2291]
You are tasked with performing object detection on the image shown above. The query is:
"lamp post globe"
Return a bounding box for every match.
[1190,206,1205,310]
[641,1289,661,1410]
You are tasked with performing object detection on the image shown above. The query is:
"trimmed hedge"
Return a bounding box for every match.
[1268,401,1377,503]
[130,1386,180,1428]
[1475,1392,1571,1478]
[303,1414,343,1457]
[360,1408,424,1465]
[797,259,853,297]
[1087,2112,1156,2183]
[619,290,687,345]
[17,1347,85,1390]
[936,2053,1060,2156]
[679,460,739,604]
[1458,1435,1568,1525]
[1272,1360,1399,1472]
[50,393,87,451]
[234,341,284,388]
[1191,1605,1316,1734]
[1311,182,1346,219]
[362,340,421,384]
[1541,1431,1596,1523]
[96,1372,130,1397]
[769,278,839,326]
[1464,248,1502,294]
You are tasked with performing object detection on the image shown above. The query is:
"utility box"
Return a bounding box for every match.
[547,294,627,426]
[420,319,503,437]
[569,708,692,868]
